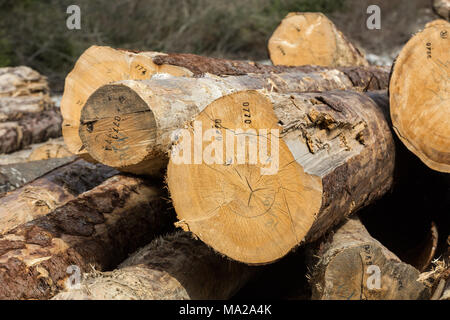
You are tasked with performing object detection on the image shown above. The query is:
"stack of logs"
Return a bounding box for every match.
[0,13,448,300]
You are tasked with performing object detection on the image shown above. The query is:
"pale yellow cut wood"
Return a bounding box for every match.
[268,12,368,67]
[60,46,192,158]
[167,90,395,264]
[78,66,389,175]
[390,20,450,172]
[308,217,429,300]
[27,140,73,161]
[64,46,386,161]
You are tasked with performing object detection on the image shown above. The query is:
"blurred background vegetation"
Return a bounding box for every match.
[0,0,437,92]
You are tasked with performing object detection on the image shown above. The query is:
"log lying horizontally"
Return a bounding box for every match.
[389,19,450,172]
[0,174,174,299]
[77,69,388,175]
[166,90,395,264]
[62,45,388,158]
[0,156,76,195]
[0,107,62,154]
[307,216,429,300]
[0,66,49,99]
[268,12,368,67]
[0,159,117,234]
[0,66,61,154]
[52,231,257,300]
[27,139,73,161]
[0,138,69,165]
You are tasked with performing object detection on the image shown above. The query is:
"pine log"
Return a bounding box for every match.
[307,217,429,300]
[0,66,49,98]
[78,68,388,175]
[389,19,450,172]
[0,156,76,195]
[166,90,395,264]
[62,45,388,158]
[268,12,368,67]
[0,107,62,154]
[0,138,67,165]
[27,140,73,161]
[52,231,257,300]
[0,174,174,299]
[0,159,117,234]
[0,95,55,122]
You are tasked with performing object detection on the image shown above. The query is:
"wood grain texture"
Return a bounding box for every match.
[0,175,174,299]
[389,19,450,172]
[62,45,388,158]
[53,231,258,300]
[268,12,368,67]
[308,217,429,300]
[167,90,395,264]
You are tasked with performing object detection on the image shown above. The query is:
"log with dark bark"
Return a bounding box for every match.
[268,12,368,67]
[0,174,174,299]
[62,45,389,158]
[307,216,429,300]
[52,231,257,300]
[0,159,117,234]
[167,90,395,264]
[77,68,388,175]
[0,156,76,195]
[0,107,62,154]
[389,19,450,172]
[0,138,68,165]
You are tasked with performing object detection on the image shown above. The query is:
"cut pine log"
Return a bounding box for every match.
[27,140,73,161]
[0,95,54,122]
[0,156,76,195]
[52,231,257,300]
[0,174,174,299]
[0,107,62,154]
[307,216,429,300]
[62,45,388,158]
[268,12,368,67]
[0,138,67,165]
[166,90,395,264]
[389,20,450,172]
[77,68,388,175]
[0,66,49,98]
[0,159,117,234]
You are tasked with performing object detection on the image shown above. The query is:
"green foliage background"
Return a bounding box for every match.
[0,0,345,90]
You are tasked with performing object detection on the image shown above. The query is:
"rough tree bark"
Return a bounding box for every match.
[77,68,388,175]
[52,231,258,300]
[166,90,395,264]
[307,216,429,300]
[268,12,368,67]
[389,19,449,172]
[0,156,76,195]
[0,174,174,299]
[61,45,388,158]
[0,107,62,154]
[0,159,117,234]
[0,66,49,99]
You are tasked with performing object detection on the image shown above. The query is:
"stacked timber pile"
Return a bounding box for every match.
[0,67,62,154]
[0,13,448,301]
